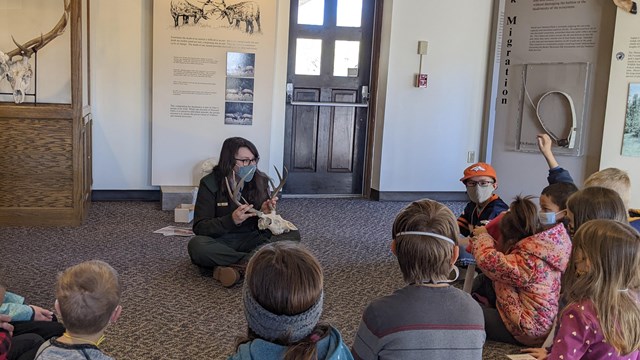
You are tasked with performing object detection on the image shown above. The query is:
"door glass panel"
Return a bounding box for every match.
[298,0,324,25]
[295,38,322,75]
[336,0,362,27]
[333,40,360,76]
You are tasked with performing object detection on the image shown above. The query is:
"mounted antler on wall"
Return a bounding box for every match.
[613,0,637,14]
[0,0,71,103]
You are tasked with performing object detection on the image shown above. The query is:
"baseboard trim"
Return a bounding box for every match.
[370,189,469,202]
[91,190,161,202]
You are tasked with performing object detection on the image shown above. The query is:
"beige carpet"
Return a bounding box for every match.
[0,199,523,359]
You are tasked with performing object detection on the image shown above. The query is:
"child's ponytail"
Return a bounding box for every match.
[499,196,542,252]
[284,324,330,360]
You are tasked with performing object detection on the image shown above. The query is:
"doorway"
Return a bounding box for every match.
[283,0,376,195]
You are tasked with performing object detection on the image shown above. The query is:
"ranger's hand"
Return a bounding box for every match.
[232,204,257,225]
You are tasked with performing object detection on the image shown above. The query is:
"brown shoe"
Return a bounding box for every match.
[213,266,241,287]
[229,262,248,275]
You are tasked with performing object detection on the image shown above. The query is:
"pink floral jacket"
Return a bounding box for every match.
[470,223,572,346]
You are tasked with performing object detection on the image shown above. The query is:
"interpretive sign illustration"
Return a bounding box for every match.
[169,0,262,34]
[623,83,640,157]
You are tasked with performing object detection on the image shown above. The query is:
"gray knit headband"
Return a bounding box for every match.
[242,282,324,343]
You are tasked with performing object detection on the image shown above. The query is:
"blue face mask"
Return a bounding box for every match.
[237,164,256,182]
[539,210,564,226]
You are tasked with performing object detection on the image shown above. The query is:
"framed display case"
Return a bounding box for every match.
[0,0,91,226]
[515,62,590,156]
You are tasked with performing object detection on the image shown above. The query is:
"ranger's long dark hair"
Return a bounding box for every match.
[213,137,269,209]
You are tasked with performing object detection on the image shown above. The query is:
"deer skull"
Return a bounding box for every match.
[258,212,298,235]
[0,54,32,104]
[0,0,70,103]
[225,166,297,236]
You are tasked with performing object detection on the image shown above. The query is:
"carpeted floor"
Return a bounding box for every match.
[0,199,523,359]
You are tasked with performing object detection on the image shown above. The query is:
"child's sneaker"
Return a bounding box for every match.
[213,266,241,287]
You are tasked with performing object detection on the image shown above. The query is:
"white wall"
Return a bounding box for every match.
[91,0,154,189]
[371,0,494,192]
[600,9,640,209]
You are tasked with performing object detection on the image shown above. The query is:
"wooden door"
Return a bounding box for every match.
[284,0,375,195]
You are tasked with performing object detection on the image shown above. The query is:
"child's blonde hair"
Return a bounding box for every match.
[584,168,631,208]
[240,241,326,360]
[499,196,543,252]
[392,199,458,284]
[56,260,121,335]
[564,220,640,355]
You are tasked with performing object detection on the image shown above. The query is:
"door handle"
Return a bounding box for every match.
[286,83,369,107]
[290,101,368,108]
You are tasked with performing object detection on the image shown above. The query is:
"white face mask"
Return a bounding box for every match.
[467,185,494,204]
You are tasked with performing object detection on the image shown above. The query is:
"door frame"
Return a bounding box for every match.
[362,0,383,199]
[281,0,384,198]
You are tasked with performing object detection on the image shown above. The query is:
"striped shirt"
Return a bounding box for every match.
[352,285,485,360]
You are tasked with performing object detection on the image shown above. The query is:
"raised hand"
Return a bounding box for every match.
[537,134,559,169]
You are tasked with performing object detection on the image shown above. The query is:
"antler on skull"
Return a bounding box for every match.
[224,166,297,235]
[0,0,71,103]
[267,166,288,211]
[6,0,71,59]
[225,166,263,216]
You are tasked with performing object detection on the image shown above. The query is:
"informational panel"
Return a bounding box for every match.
[600,8,640,208]
[152,0,277,185]
[494,0,603,157]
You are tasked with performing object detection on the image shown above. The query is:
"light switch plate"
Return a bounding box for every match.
[418,41,428,55]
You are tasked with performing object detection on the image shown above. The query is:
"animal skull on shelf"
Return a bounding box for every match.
[0,0,71,103]
[613,0,637,14]
[225,166,298,236]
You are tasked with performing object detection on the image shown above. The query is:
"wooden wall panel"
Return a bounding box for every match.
[0,118,73,208]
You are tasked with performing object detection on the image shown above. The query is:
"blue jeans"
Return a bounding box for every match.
[456,244,476,266]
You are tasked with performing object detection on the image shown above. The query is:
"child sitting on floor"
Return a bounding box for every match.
[229,241,352,360]
[457,162,509,266]
[1,279,62,358]
[544,220,640,359]
[35,260,122,360]
[469,196,571,346]
[352,199,485,360]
